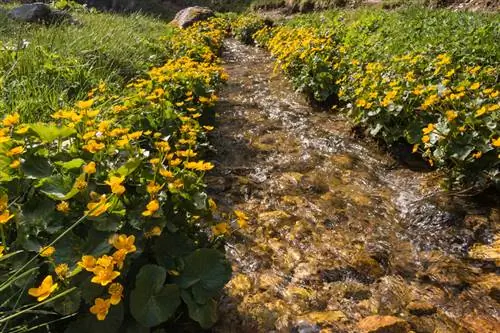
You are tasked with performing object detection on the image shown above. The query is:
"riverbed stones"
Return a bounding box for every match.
[357,315,411,333]
[8,3,73,24]
[171,6,214,29]
[406,301,437,316]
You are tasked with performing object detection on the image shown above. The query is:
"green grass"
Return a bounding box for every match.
[0,8,171,121]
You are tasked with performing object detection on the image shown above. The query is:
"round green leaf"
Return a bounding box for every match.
[130,264,181,327]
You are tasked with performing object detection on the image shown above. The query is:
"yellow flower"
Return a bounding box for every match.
[6,146,24,157]
[76,99,94,109]
[128,131,143,140]
[169,158,182,167]
[82,131,96,141]
[105,176,126,196]
[422,135,430,144]
[472,151,482,159]
[142,200,160,217]
[83,140,105,153]
[475,106,487,117]
[203,126,214,131]
[73,178,88,191]
[146,181,164,195]
[90,298,111,321]
[458,126,466,133]
[9,160,20,169]
[234,210,249,229]
[28,275,58,302]
[412,144,419,153]
[55,263,69,279]
[492,137,500,147]
[159,168,173,178]
[15,125,29,134]
[149,158,160,165]
[211,222,229,236]
[78,255,96,271]
[2,113,20,127]
[469,82,480,90]
[112,249,127,269]
[96,255,115,269]
[0,245,4,258]
[40,246,55,257]
[356,99,367,108]
[91,266,120,286]
[86,195,111,217]
[83,162,96,174]
[108,283,123,305]
[488,104,499,112]
[109,234,136,254]
[56,201,70,213]
[445,110,458,122]
[144,226,162,238]
[422,123,434,135]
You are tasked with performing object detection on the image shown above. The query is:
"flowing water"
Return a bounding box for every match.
[208,39,499,333]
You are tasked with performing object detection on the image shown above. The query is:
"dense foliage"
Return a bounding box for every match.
[0,17,236,332]
[234,9,500,189]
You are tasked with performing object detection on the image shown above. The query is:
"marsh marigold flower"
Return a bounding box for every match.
[78,255,96,271]
[109,234,136,253]
[91,266,120,286]
[55,263,69,279]
[492,138,500,147]
[40,246,55,257]
[90,298,110,320]
[9,160,20,169]
[105,175,126,195]
[28,275,58,302]
[83,162,96,174]
[0,210,13,224]
[76,99,94,109]
[83,140,105,153]
[112,249,127,269]
[212,222,229,236]
[422,124,434,135]
[2,113,20,127]
[56,201,70,213]
[108,283,123,305]
[142,199,160,217]
[234,210,249,229]
[6,146,24,157]
[86,195,111,217]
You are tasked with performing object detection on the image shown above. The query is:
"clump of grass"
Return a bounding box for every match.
[0,8,171,121]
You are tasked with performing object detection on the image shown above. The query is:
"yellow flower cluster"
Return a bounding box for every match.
[77,234,134,320]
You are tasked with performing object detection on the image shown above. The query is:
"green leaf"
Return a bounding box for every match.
[37,175,78,200]
[22,155,52,179]
[174,249,231,303]
[53,290,81,315]
[192,192,207,210]
[130,264,181,327]
[181,290,218,329]
[29,123,76,142]
[56,158,85,171]
[65,303,124,333]
[116,158,141,177]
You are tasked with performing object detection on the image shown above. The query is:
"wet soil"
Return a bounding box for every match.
[208,39,499,333]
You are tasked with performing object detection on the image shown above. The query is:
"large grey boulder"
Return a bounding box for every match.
[171,6,214,29]
[8,3,74,24]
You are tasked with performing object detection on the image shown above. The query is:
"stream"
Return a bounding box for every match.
[208,39,499,333]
